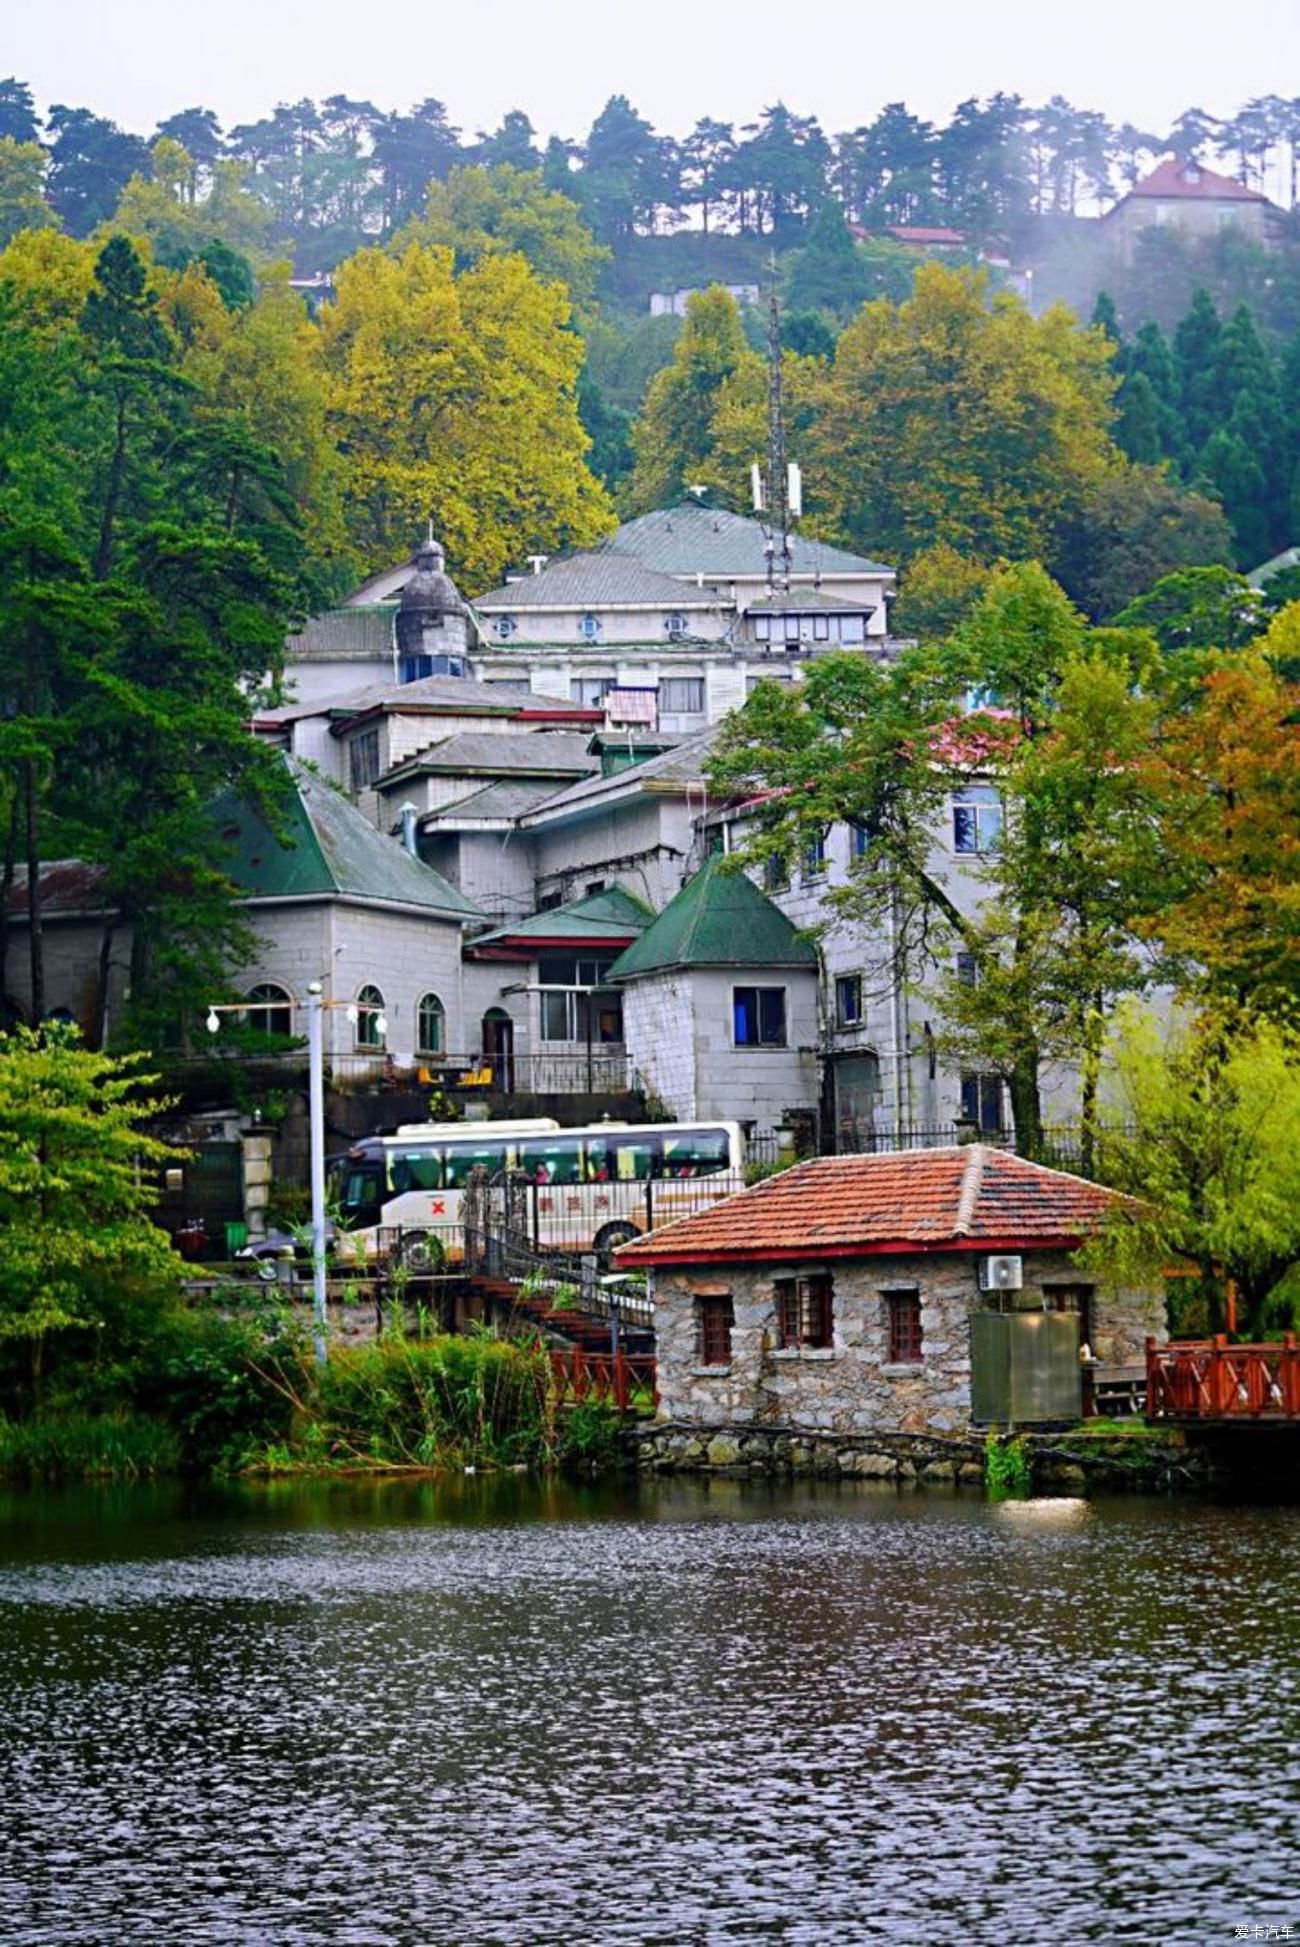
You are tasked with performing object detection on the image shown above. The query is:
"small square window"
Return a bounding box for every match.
[775,1274,833,1349]
[763,851,790,893]
[885,1290,922,1364]
[734,986,786,1047]
[835,974,863,1027]
[696,1294,734,1366]
[961,1073,1004,1133]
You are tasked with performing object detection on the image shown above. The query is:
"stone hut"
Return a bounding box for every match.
[618,1146,1162,1435]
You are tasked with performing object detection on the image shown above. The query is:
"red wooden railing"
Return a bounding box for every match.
[549,1347,657,1414]
[1146,1335,1300,1421]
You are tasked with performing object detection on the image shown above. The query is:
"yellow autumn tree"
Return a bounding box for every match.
[179,264,353,594]
[319,241,614,588]
[810,263,1120,568]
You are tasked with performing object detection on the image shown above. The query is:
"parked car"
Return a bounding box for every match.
[234,1226,336,1280]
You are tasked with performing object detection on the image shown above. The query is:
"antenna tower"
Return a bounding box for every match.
[764,284,791,596]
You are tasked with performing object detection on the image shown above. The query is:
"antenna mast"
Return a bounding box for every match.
[764,283,791,596]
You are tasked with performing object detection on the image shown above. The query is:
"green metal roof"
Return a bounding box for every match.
[211,760,482,920]
[470,885,655,951]
[606,856,819,980]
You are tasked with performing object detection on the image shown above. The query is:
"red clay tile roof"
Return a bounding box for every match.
[616,1145,1119,1266]
[1120,157,1266,204]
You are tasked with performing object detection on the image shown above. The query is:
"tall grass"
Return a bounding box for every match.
[240,1332,557,1473]
[0,1412,181,1480]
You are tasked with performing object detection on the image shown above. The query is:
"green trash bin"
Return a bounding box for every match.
[224,1220,248,1258]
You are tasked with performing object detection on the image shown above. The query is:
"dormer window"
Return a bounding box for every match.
[663,613,688,637]
[492,616,516,639]
[577,613,602,640]
[1181,163,1201,184]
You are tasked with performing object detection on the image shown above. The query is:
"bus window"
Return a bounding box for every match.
[442,1143,507,1188]
[518,1138,583,1187]
[388,1148,443,1192]
[336,1165,383,1227]
[662,1128,732,1178]
[610,1134,662,1182]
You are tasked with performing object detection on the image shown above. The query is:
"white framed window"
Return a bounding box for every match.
[952,785,1002,855]
[244,982,293,1037]
[840,615,864,644]
[754,614,771,642]
[491,616,517,639]
[659,677,705,715]
[835,974,863,1027]
[577,613,602,640]
[813,615,830,641]
[353,984,386,1051]
[416,992,445,1056]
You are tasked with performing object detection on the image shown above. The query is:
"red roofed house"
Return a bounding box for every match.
[618,1146,1162,1435]
[1100,156,1283,264]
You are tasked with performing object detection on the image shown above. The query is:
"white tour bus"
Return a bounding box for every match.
[330,1116,745,1265]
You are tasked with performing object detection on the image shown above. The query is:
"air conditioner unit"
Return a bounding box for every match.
[980,1254,1023,1292]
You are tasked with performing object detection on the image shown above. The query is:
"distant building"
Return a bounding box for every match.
[648,285,760,316]
[1100,156,1283,263]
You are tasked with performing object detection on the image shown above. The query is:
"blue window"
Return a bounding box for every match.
[849,821,869,860]
[577,613,602,640]
[492,616,517,639]
[801,830,827,880]
[734,986,787,1047]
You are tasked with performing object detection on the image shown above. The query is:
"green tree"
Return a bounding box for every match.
[625,285,757,513]
[0,79,40,146]
[783,198,872,319]
[45,105,148,237]
[1112,564,1266,652]
[0,1024,181,1378]
[399,163,608,316]
[1088,1009,1300,1336]
[709,562,1161,1154]
[1054,466,1234,620]
[0,138,53,247]
[891,543,992,639]
[812,263,1120,569]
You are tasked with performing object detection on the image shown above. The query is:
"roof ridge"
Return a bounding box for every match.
[954,1144,987,1236]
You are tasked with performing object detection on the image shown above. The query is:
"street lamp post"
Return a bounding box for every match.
[305,981,328,1367]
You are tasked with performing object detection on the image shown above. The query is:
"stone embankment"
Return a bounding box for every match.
[630,1421,1212,1491]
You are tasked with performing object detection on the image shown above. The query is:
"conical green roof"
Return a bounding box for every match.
[606,856,818,981]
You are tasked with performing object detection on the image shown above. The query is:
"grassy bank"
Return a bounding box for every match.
[0,1303,625,1481]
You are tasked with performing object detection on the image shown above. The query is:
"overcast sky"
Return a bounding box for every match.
[9,0,1299,143]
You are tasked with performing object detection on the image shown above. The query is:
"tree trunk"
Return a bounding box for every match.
[1007,1049,1044,1161]
[24,760,43,1025]
[1078,992,1105,1177]
[93,916,118,1051]
[94,393,129,581]
[0,787,18,1018]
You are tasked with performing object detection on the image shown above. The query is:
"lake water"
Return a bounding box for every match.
[0,1475,1296,1945]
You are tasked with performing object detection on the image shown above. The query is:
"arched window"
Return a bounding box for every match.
[244,982,293,1038]
[354,984,386,1050]
[416,991,445,1056]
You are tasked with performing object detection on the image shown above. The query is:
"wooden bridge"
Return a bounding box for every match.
[1146,1335,1300,1424]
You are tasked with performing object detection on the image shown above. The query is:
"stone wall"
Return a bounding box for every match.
[651,1248,1165,1436]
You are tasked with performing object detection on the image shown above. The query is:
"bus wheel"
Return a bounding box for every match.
[398,1231,445,1275]
[594,1222,638,1266]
